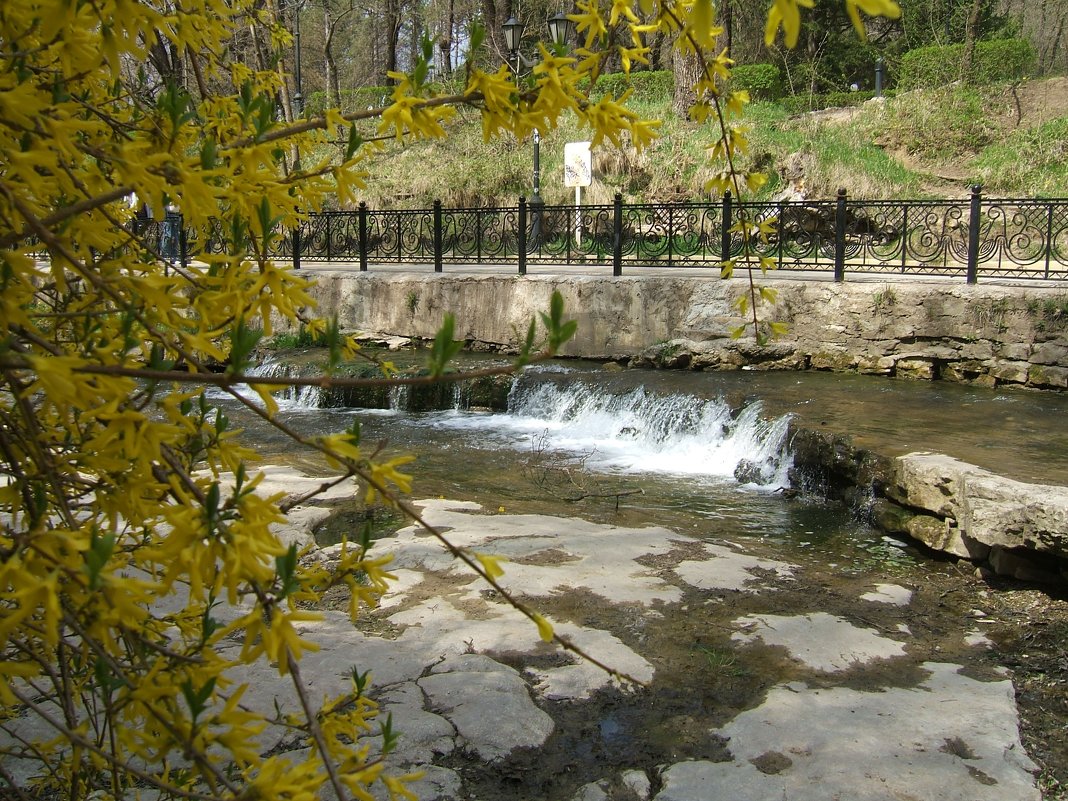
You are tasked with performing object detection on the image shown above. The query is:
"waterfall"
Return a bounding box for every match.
[215,356,323,411]
[502,376,793,487]
[408,369,794,489]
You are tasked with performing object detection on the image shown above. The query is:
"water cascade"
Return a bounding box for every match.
[405,368,794,489]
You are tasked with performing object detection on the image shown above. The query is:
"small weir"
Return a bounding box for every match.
[232,360,796,490]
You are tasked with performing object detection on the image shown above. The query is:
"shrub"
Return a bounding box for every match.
[730,64,783,100]
[590,70,673,101]
[898,39,1036,91]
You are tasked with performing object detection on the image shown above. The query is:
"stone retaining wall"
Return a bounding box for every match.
[302,272,1068,391]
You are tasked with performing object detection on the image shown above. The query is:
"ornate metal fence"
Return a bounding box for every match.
[137,188,1068,282]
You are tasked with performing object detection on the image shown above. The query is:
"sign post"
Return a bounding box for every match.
[564,141,592,248]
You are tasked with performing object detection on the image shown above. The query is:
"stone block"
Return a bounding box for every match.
[871,499,914,534]
[958,341,994,360]
[894,358,935,380]
[1030,340,1068,366]
[941,360,988,385]
[987,359,1031,384]
[988,546,1063,583]
[1028,364,1068,389]
[887,453,977,518]
[904,515,985,559]
[810,350,857,371]
[857,355,895,375]
[995,342,1032,361]
[962,473,1068,559]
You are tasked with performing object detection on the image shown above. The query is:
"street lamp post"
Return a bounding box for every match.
[502,12,575,248]
[293,2,304,117]
[291,1,305,269]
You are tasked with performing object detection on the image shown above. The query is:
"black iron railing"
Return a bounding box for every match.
[119,187,1068,282]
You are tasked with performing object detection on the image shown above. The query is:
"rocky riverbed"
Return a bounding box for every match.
[252,468,1068,801]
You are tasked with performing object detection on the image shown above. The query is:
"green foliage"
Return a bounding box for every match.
[590,70,674,101]
[730,64,783,100]
[305,86,392,116]
[428,314,465,377]
[898,39,1036,91]
[1027,295,1068,332]
[268,327,324,348]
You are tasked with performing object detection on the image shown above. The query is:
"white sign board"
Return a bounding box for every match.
[564,141,592,188]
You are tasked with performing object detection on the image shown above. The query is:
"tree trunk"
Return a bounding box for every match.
[961,0,984,78]
[438,0,455,76]
[384,0,401,84]
[671,49,701,118]
[481,0,511,67]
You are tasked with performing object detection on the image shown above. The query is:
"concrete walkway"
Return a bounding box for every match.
[292,260,1068,288]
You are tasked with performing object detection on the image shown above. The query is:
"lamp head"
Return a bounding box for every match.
[547,10,575,47]
[502,17,524,54]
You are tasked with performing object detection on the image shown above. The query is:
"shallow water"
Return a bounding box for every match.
[210,360,1068,798]
[212,359,1067,566]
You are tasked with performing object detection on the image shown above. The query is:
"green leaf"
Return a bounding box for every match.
[200,139,217,170]
[351,666,371,698]
[227,318,263,375]
[428,314,464,378]
[274,544,300,600]
[468,19,486,52]
[538,291,578,353]
[344,125,364,160]
[85,530,116,591]
[758,286,778,305]
[325,316,343,372]
[515,318,537,367]
[380,712,398,755]
[180,676,216,725]
[358,519,373,552]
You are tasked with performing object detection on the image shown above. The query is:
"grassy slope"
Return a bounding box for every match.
[346,77,1067,208]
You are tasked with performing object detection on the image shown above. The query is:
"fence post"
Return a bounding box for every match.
[179,213,189,270]
[518,197,527,276]
[721,190,733,275]
[966,184,981,284]
[1045,201,1055,279]
[834,188,847,282]
[358,202,368,272]
[433,199,443,273]
[613,193,623,277]
[291,220,301,270]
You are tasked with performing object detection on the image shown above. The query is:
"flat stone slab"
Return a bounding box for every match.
[656,662,1039,801]
[731,612,909,672]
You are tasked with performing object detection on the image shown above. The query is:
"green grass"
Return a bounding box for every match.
[334,78,1063,209]
[972,117,1068,196]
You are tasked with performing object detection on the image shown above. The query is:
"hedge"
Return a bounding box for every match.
[899,39,1035,91]
[588,70,673,101]
[729,64,783,100]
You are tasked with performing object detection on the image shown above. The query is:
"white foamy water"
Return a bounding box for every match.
[206,360,793,487]
[409,376,793,488]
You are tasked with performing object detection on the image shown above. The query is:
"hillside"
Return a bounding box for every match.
[351,76,1068,209]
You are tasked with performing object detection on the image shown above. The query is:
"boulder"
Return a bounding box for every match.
[888,453,1068,561]
[1028,364,1068,389]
